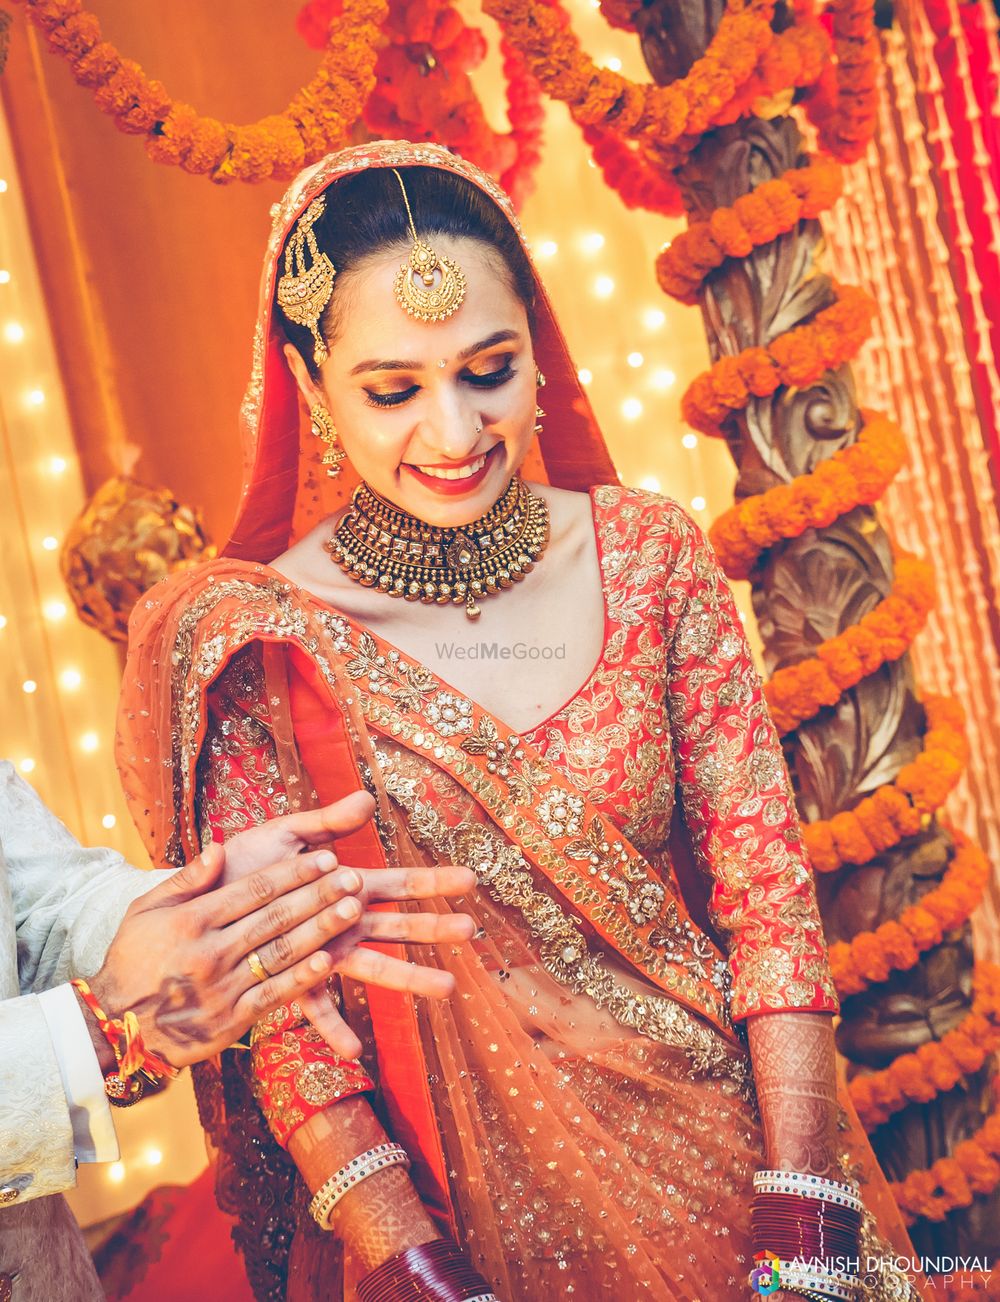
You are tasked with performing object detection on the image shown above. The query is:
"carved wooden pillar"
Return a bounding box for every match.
[634,0,998,1258]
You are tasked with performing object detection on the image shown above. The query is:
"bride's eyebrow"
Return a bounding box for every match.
[348,328,522,377]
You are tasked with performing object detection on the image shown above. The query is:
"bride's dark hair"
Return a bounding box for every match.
[277,165,537,378]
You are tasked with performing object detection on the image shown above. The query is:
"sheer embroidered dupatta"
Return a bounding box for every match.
[118,560,765,1300]
[118,560,923,1302]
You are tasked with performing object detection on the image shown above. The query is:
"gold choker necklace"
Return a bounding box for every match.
[325,477,549,620]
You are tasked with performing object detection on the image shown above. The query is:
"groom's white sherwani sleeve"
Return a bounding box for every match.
[0,762,171,1206]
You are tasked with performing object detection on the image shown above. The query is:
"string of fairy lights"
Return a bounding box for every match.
[0,97,209,1226]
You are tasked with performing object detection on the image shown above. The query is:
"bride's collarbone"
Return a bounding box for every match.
[330,578,602,732]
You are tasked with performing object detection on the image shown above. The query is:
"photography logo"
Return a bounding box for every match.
[749,1250,781,1296]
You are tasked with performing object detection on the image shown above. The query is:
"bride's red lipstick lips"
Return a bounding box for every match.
[403,444,500,495]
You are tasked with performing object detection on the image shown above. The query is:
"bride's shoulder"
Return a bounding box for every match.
[585,481,696,533]
[269,512,346,592]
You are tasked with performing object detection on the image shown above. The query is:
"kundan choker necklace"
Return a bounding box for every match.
[325,477,549,620]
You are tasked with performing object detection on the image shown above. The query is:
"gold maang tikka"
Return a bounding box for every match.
[391,169,467,322]
[276,196,336,367]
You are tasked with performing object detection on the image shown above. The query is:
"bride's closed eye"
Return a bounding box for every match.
[364,357,518,409]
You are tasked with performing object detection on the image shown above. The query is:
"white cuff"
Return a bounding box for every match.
[37,984,119,1164]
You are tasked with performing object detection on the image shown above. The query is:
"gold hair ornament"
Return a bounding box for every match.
[277,196,336,368]
[391,169,467,323]
[311,404,345,478]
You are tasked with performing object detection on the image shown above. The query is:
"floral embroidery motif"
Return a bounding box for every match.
[424,690,474,737]
[375,753,745,1084]
[536,790,585,838]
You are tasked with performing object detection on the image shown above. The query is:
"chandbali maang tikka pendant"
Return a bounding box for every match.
[390,168,467,323]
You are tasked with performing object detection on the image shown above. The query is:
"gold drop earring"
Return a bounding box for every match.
[535,367,546,434]
[311,404,345,478]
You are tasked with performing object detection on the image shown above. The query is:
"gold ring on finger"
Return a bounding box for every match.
[246,949,271,983]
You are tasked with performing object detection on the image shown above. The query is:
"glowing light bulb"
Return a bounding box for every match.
[109,1162,125,1184]
[651,369,676,390]
[60,668,82,690]
[3,322,24,344]
[738,610,747,623]
[48,455,68,475]
[622,397,643,420]
[578,368,593,385]
[593,275,615,299]
[603,56,622,72]
[43,600,67,621]
[102,813,117,829]
[643,308,666,330]
[691,496,706,512]
[0,615,6,630]
[581,232,606,254]
[22,680,37,694]
[42,536,58,551]
[682,433,698,449]
[146,1147,163,1166]
[0,270,10,285]
[639,475,662,493]
[627,352,644,368]
[537,240,558,258]
[19,759,35,774]
[26,388,45,408]
[80,731,99,753]
[0,180,8,194]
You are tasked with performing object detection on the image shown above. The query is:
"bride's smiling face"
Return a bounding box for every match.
[284,236,538,528]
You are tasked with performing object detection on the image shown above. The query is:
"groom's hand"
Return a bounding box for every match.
[87,841,368,1069]
[218,791,477,1057]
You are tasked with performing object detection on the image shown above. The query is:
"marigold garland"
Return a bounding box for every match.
[657,160,843,303]
[804,694,969,875]
[805,0,880,164]
[828,827,989,997]
[849,963,1000,1131]
[13,0,386,182]
[707,410,906,579]
[890,1104,1000,1224]
[681,283,877,436]
[763,553,935,735]
[484,0,778,145]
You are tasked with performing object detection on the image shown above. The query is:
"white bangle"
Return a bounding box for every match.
[752,1169,863,1212]
[309,1142,411,1230]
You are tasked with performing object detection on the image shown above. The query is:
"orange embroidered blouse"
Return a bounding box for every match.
[197,486,838,1146]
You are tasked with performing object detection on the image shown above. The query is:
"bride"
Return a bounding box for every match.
[118,140,923,1301]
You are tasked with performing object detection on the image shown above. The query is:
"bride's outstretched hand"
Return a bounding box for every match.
[222,790,477,1057]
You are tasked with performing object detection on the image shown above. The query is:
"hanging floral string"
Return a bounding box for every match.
[12,0,387,183]
[680,283,877,436]
[296,0,545,208]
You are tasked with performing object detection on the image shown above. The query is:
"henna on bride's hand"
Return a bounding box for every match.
[749,1011,839,1177]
